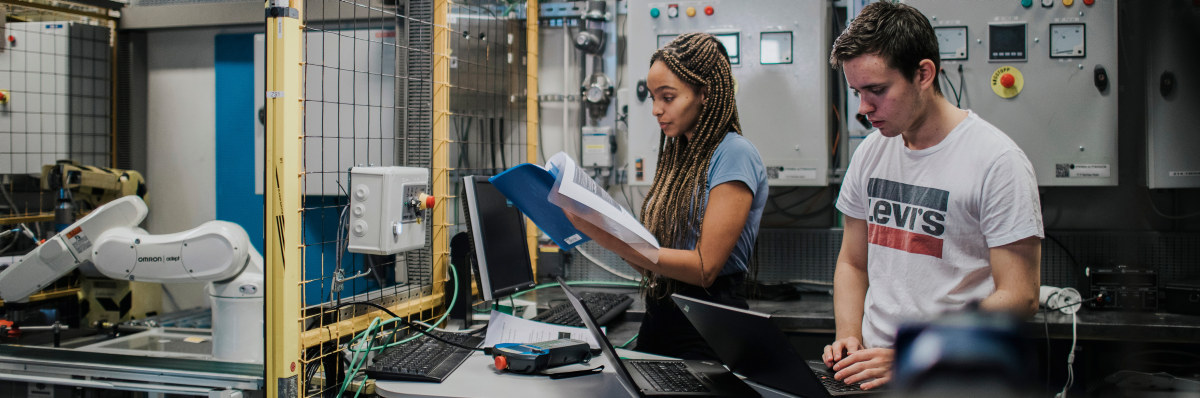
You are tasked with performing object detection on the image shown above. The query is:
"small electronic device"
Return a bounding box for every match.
[1087,265,1157,311]
[462,176,537,301]
[490,338,591,374]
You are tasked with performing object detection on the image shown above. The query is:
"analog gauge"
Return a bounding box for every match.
[1050,23,1085,58]
[586,85,606,103]
[934,26,968,60]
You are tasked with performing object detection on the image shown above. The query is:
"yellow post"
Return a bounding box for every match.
[432,0,451,310]
[110,22,118,169]
[264,0,304,396]
[525,0,540,275]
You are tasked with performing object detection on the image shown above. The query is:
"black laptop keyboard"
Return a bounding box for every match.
[364,331,483,383]
[629,360,710,393]
[531,291,634,327]
[810,365,867,393]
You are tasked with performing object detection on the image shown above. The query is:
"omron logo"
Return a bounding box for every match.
[137,256,180,263]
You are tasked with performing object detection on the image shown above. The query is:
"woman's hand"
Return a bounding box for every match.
[564,212,652,271]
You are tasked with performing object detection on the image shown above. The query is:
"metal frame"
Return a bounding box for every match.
[526,0,540,271]
[0,346,261,394]
[264,0,305,395]
[431,0,450,330]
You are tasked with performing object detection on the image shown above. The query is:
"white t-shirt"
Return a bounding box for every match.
[835,110,1044,348]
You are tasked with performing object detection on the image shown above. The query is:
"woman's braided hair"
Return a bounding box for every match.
[640,32,741,296]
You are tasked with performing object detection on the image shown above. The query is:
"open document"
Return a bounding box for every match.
[545,153,660,263]
[489,152,660,262]
[483,310,602,349]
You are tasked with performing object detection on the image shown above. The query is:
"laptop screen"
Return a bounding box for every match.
[557,277,641,395]
[672,294,835,397]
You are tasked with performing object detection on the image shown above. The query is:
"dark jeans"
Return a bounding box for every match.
[633,273,748,361]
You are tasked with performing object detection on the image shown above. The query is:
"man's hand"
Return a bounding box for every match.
[830,347,893,390]
[821,336,864,367]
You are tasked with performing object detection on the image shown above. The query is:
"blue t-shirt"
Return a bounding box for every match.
[676,132,769,276]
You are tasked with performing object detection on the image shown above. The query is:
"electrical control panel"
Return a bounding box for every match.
[897,0,1119,186]
[624,0,831,186]
[347,166,432,255]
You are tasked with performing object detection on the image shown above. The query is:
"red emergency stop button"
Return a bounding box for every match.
[494,355,508,370]
[1000,73,1016,88]
[1083,0,1094,4]
[416,193,435,210]
[704,6,714,15]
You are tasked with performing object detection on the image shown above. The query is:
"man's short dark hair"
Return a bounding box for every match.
[830,2,942,96]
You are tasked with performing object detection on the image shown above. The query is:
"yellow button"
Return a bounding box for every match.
[990,66,1025,99]
[1062,0,1074,5]
[686,7,696,17]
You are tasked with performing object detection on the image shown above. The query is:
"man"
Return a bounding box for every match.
[821,2,1043,390]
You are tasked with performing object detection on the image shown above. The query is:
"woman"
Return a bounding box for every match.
[568,33,768,360]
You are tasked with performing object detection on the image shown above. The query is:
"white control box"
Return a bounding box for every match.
[347,167,432,255]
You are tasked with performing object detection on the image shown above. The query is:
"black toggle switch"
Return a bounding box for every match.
[1093,65,1109,93]
[1160,71,1175,98]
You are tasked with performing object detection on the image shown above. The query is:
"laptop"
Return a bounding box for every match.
[672,294,882,397]
[557,277,760,397]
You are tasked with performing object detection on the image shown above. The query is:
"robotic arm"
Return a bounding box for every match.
[0,196,264,363]
[0,195,148,303]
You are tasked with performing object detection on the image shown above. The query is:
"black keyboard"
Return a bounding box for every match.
[629,360,709,393]
[531,291,634,327]
[810,364,867,393]
[364,331,483,383]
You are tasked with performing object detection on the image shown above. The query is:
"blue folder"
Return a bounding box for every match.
[489,164,590,250]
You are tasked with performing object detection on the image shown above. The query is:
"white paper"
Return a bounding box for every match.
[545,152,661,263]
[483,310,603,350]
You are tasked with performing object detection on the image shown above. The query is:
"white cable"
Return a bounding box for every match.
[1056,311,1078,398]
[575,247,639,281]
[19,224,36,241]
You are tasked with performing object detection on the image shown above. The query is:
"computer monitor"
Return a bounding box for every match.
[462,175,536,301]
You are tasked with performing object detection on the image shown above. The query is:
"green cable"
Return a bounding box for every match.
[339,265,463,397]
[509,280,640,299]
[384,263,461,348]
[617,333,639,349]
[353,371,368,398]
[340,318,381,396]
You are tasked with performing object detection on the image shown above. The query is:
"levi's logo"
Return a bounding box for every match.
[865,178,948,258]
